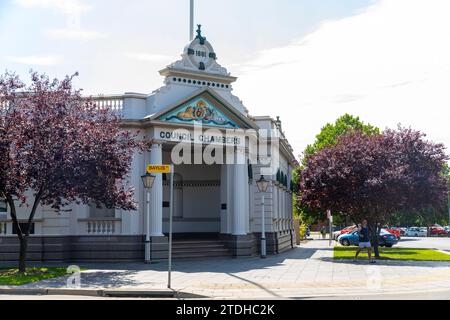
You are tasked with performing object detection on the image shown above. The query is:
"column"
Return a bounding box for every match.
[232,149,248,235]
[149,144,164,237]
[272,183,278,232]
[122,146,143,235]
[220,164,233,234]
[245,173,250,233]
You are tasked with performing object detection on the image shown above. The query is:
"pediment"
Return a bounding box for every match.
[153,89,257,129]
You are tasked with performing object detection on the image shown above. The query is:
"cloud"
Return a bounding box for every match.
[234,0,450,158]
[16,0,104,42]
[45,28,106,41]
[124,52,177,63]
[14,0,92,15]
[6,55,61,66]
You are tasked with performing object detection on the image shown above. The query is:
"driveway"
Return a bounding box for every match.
[11,240,450,299]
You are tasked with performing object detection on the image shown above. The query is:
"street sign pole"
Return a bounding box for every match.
[327,210,332,246]
[167,165,174,289]
[146,164,174,286]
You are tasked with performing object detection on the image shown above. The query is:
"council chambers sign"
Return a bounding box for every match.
[155,127,245,146]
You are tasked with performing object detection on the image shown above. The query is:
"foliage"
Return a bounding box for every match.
[0,71,150,272]
[388,207,448,227]
[299,127,449,256]
[0,267,68,286]
[303,113,379,164]
[299,222,308,240]
[352,150,448,227]
[296,114,380,226]
[334,247,450,261]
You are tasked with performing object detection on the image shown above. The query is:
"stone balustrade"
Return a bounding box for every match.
[86,95,125,113]
[78,218,121,235]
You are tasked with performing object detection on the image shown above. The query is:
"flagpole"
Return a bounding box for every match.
[190,0,194,41]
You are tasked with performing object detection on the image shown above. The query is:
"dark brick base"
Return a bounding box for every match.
[219,233,257,257]
[0,231,294,263]
[253,230,295,254]
[0,235,145,263]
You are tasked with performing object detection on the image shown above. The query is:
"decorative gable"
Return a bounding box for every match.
[159,97,238,128]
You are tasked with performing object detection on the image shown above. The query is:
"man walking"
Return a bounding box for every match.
[320,225,327,239]
[354,219,376,263]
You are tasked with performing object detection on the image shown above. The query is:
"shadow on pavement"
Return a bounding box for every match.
[18,245,329,274]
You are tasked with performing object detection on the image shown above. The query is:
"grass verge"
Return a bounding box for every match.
[0,267,68,286]
[334,246,450,261]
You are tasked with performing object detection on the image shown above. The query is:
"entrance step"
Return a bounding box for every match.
[171,238,232,260]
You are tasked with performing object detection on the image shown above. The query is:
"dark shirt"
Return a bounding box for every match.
[359,227,370,242]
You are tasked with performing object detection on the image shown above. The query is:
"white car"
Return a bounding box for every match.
[405,227,427,237]
[333,230,342,240]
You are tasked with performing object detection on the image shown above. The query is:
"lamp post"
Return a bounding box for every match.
[256,175,270,258]
[141,173,156,264]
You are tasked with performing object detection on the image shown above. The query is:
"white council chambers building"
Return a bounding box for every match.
[0,27,297,263]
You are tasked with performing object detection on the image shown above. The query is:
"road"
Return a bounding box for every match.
[3,288,450,300]
[397,236,450,251]
[303,288,450,300]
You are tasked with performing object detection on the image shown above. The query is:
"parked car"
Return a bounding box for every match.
[384,227,401,240]
[333,225,356,240]
[405,227,427,237]
[430,226,448,236]
[390,227,406,236]
[338,229,398,247]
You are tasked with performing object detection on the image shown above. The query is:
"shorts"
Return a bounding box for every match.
[358,242,372,248]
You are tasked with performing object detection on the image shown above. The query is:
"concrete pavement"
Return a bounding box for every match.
[5,239,450,299]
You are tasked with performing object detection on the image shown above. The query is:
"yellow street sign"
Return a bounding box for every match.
[147,164,171,173]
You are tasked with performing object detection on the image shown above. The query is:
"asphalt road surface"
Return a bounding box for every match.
[3,290,450,300]
[396,236,450,251]
[303,289,450,300]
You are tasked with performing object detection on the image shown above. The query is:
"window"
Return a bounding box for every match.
[0,199,6,213]
[13,222,35,235]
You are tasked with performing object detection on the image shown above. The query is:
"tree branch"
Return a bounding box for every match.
[25,188,44,237]
[6,194,22,240]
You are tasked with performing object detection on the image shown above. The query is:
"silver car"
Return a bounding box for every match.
[405,227,427,237]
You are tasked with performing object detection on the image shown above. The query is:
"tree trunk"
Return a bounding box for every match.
[369,222,380,258]
[18,236,28,273]
[6,190,43,274]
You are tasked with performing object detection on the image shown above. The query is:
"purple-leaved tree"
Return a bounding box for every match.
[0,71,149,272]
[299,128,448,257]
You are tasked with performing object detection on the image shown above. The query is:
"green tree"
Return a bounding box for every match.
[303,113,379,164]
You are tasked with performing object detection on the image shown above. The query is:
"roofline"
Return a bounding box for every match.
[159,68,237,84]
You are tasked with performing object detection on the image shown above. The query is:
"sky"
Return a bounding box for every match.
[1,0,449,160]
